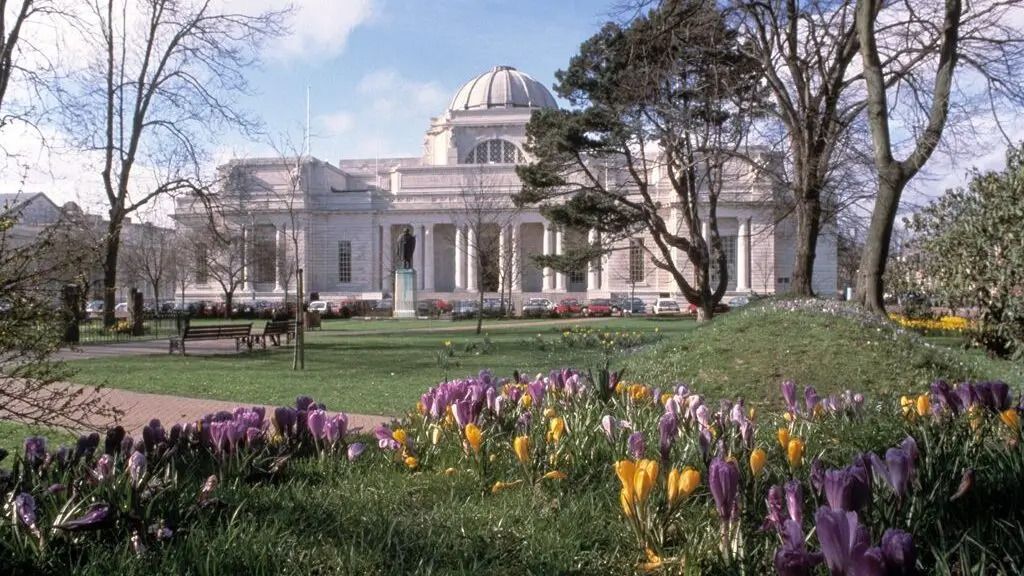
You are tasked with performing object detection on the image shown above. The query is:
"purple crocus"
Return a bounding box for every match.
[881,529,918,575]
[804,386,821,415]
[93,454,115,482]
[781,380,798,414]
[601,415,617,443]
[762,485,785,532]
[814,506,881,576]
[24,436,47,466]
[709,457,740,522]
[273,407,297,436]
[347,442,367,462]
[627,432,645,460]
[809,458,827,493]
[374,426,400,451]
[785,480,803,524]
[307,409,327,440]
[516,411,533,433]
[658,412,677,461]
[295,395,315,411]
[930,379,963,415]
[55,503,113,532]
[14,493,37,529]
[128,451,147,487]
[870,447,914,500]
[246,427,264,450]
[824,464,872,512]
[774,520,824,576]
[452,399,474,429]
[527,380,545,407]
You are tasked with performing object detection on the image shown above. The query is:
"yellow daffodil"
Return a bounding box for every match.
[787,439,805,468]
[513,435,531,465]
[1001,408,1020,433]
[542,470,567,480]
[750,447,767,477]
[548,417,566,443]
[491,479,523,494]
[429,425,442,445]
[543,407,557,419]
[465,423,483,454]
[392,428,408,446]
[404,456,418,469]
[777,427,790,450]
[916,394,930,417]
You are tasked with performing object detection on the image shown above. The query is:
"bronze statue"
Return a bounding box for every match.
[396,227,416,269]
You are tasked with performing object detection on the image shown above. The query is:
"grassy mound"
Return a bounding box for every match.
[625,301,1023,403]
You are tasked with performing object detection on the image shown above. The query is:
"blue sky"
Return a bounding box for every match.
[231,0,621,163]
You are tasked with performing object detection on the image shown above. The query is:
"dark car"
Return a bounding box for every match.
[620,298,647,315]
[582,298,613,317]
[451,300,479,320]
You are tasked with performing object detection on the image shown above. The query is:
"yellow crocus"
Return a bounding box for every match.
[900,396,915,418]
[465,423,483,454]
[393,428,408,446]
[521,394,532,408]
[749,406,757,421]
[542,470,567,480]
[750,447,767,477]
[777,427,790,450]
[619,487,634,518]
[634,459,658,504]
[443,467,457,476]
[428,425,442,445]
[667,468,680,506]
[614,459,637,493]
[513,435,531,465]
[491,479,522,494]
[416,401,425,415]
[549,417,566,443]
[1001,408,1020,433]
[783,411,793,423]
[787,439,805,468]
[404,456,418,469]
[916,394,931,417]
[680,467,700,496]
[543,407,556,419]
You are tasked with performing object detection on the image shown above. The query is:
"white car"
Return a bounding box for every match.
[652,298,681,316]
[308,300,331,313]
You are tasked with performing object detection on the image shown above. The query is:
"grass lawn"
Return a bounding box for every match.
[66,317,695,416]
[0,420,76,456]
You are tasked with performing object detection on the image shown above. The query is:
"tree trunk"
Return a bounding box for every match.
[101,227,122,328]
[476,259,485,335]
[855,175,905,313]
[151,280,160,311]
[790,194,822,296]
[223,291,234,318]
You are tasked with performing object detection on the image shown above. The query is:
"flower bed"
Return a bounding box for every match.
[3,367,1023,573]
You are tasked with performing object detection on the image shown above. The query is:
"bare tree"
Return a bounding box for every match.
[192,217,249,319]
[56,0,288,327]
[170,230,193,309]
[0,196,120,430]
[121,220,174,308]
[448,169,522,334]
[0,0,61,131]
[853,0,1024,312]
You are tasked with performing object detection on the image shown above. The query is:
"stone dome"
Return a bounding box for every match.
[449,65,558,112]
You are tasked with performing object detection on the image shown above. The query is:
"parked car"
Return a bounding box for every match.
[687,301,732,315]
[307,300,332,314]
[521,298,554,318]
[85,300,104,319]
[625,298,648,315]
[554,298,582,317]
[652,298,681,316]
[582,298,614,317]
[451,300,479,320]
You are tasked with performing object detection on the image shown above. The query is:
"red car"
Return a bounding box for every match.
[554,298,582,316]
[582,298,613,317]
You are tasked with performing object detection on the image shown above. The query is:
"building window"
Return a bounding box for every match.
[338,240,352,283]
[252,225,277,284]
[629,239,645,283]
[195,245,208,284]
[709,236,737,291]
[463,139,525,164]
[569,268,586,285]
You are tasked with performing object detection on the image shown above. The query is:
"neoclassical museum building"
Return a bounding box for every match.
[173,65,837,304]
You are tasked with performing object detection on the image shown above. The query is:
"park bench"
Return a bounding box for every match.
[254,320,296,349]
[168,323,253,356]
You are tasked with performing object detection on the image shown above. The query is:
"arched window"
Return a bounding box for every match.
[463,139,525,164]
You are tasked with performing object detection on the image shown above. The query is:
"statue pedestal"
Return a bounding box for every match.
[393,269,417,319]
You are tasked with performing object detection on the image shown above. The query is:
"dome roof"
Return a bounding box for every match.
[449,65,558,112]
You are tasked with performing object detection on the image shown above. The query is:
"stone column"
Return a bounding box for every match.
[587,229,599,291]
[419,224,427,290]
[275,225,286,292]
[466,227,478,292]
[554,227,565,292]
[511,223,521,291]
[243,226,255,292]
[454,226,465,291]
[542,223,552,291]
[381,225,392,292]
[737,218,750,292]
[424,223,435,292]
[498,225,508,293]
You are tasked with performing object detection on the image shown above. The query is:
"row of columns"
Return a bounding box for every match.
[700,218,750,292]
[242,224,291,292]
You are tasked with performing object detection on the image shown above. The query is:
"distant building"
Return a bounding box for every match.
[173,65,837,304]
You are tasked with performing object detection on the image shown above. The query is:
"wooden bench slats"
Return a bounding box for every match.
[169,323,253,355]
[254,320,296,348]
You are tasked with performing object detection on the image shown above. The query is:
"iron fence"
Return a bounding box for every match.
[71,313,190,344]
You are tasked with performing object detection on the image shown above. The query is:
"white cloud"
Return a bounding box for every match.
[356,68,449,120]
[318,112,355,136]
[235,0,379,61]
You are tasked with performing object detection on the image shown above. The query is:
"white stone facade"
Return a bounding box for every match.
[174,65,838,304]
